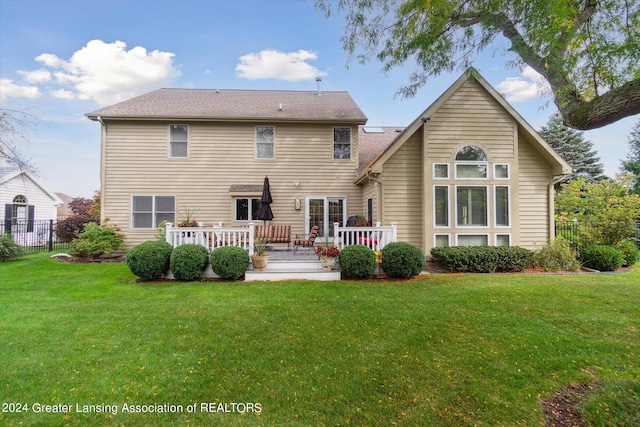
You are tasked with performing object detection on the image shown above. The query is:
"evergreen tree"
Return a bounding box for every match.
[539,113,606,184]
[620,119,640,195]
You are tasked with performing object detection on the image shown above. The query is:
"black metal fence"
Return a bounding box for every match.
[0,219,69,254]
[555,220,640,250]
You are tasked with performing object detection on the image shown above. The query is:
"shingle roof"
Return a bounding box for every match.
[358,126,405,174]
[86,88,367,123]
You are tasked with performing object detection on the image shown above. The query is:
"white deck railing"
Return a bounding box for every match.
[333,221,398,251]
[165,221,398,254]
[165,222,255,255]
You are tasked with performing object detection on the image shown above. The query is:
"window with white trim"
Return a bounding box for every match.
[455,145,487,179]
[494,164,509,179]
[132,196,175,229]
[457,234,489,246]
[256,126,275,159]
[333,127,351,160]
[495,186,510,227]
[169,125,188,158]
[496,234,511,246]
[433,163,449,179]
[456,186,488,226]
[435,234,450,247]
[236,197,262,221]
[434,186,449,227]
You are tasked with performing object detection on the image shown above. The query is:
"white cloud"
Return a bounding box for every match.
[236,49,327,81]
[23,39,181,105]
[496,66,551,103]
[18,69,52,84]
[0,78,41,103]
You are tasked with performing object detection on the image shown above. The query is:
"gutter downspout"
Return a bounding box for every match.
[549,174,570,241]
[97,116,107,223]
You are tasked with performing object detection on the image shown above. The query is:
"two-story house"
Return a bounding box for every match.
[86,68,571,253]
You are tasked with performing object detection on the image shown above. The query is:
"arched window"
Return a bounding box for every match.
[455,145,488,178]
[12,195,28,223]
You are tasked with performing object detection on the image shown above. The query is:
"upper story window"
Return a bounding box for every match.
[455,145,487,179]
[333,127,351,160]
[256,126,275,159]
[169,125,188,158]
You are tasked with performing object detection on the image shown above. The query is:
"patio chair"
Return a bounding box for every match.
[292,225,319,255]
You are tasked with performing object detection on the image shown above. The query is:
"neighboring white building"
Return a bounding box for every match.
[1,168,63,244]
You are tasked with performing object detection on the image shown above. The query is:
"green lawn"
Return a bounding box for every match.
[1,254,639,426]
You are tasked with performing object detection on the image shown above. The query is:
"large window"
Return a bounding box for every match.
[236,198,262,221]
[333,127,351,160]
[456,186,487,226]
[11,195,28,224]
[132,196,175,229]
[256,126,275,159]
[169,125,188,158]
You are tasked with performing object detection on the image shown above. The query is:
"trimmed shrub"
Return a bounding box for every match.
[68,222,125,259]
[339,245,376,279]
[210,246,250,280]
[382,242,425,278]
[615,239,639,267]
[580,245,624,272]
[170,244,209,281]
[533,237,581,272]
[0,234,25,262]
[493,246,535,272]
[125,240,173,280]
[430,246,534,273]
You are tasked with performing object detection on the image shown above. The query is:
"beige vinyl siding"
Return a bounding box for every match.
[426,80,516,163]
[102,121,362,246]
[362,181,379,224]
[517,135,552,249]
[381,132,423,248]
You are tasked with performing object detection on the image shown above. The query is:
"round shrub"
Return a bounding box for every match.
[382,242,425,278]
[339,245,376,279]
[615,240,639,267]
[170,244,209,281]
[0,234,25,262]
[580,245,624,272]
[210,246,250,280]
[125,240,173,280]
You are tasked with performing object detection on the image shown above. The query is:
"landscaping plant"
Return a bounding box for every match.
[68,221,126,260]
[580,245,624,272]
[125,240,174,280]
[382,242,425,278]
[210,246,250,280]
[0,234,24,262]
[169,243,209,281]
[533,236,581,272]
[339,244,376,279]
[615,239,639,266]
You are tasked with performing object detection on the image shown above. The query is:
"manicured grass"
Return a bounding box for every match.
[1,254,639,426]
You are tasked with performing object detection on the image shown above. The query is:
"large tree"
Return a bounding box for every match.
[317,0,640,130]
[539,113,605,184]
[620,118,640,195]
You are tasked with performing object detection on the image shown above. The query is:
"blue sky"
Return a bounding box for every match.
[1,0,637,198]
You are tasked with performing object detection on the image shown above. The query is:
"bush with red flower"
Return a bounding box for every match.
[315,244,340,258]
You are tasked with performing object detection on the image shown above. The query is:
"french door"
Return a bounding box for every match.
[306,197,346,241]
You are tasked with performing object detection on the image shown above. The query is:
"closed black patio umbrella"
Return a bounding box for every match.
[257,176,274,223]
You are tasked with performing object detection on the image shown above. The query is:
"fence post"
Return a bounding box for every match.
[391,222,398,242]
[48,219,54,251]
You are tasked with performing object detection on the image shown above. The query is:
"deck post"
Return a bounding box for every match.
[391,222,398,242]
[248,222,255,256]
[165,222,173,246]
